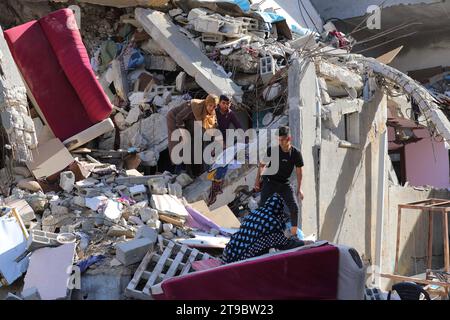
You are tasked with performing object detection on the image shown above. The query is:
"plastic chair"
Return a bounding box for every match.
[387,282,431,300]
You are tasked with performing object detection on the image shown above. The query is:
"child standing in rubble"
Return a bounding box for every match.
[166,94,219,177]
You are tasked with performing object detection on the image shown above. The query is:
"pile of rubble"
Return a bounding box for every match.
[85,2,328,165]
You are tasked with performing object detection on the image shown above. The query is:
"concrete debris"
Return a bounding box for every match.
[0,27,37,163]
[115,237,154,266]
[135,8,244,102]
[357,56,450,145]
[316,60,364,96]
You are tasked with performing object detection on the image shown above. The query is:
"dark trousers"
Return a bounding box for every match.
[259,178,300,227]
[184,120,205,178]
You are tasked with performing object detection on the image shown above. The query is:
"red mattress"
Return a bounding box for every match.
[154,244,340,300]
[4,9,112,141]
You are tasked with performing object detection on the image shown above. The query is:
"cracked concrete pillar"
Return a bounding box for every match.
[0,27,37,163]
[288,58,319,237]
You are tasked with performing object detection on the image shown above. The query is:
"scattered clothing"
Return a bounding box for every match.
[76,255,105,273]
[222,193,304,263]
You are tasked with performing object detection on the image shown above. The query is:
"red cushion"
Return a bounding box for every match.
[156,244,339,300]
[38,9,112,123]
[4,21,94,141]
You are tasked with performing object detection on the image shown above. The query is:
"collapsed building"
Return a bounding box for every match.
[0,0,449,299]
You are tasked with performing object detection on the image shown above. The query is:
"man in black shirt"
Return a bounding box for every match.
[254,126,304,236]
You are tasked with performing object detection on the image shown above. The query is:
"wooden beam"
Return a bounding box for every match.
[443,211,449,273]
[394,206,402,274]
[398,204,450,211]
[428,212,433,271]
[381,273,450,288]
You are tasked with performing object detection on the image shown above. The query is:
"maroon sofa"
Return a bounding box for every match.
[4,9,113,145]
[150,243,366,300]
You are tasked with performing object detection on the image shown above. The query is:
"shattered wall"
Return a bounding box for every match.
[317,91,386,262]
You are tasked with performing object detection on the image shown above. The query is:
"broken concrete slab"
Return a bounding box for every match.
[22,243,76,300]
[316,60,363,93]
[151,194,189,218]
[135,225,158,243]
[322,98,364,129]
[135,8,243,102]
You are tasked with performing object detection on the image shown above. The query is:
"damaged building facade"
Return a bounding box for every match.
[0,0,449,300]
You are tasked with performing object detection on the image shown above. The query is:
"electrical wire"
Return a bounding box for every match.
[297,0,321,34]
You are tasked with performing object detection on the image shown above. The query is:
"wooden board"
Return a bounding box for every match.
[189,200,211,216]
[189,200,241,229]
[26,138,74,180]
[376,46,403,65]
[206,205,241,229]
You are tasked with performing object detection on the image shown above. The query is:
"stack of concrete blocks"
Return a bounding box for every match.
[237,17,260,33]
[260,55,276,84]
[0,27,37,163]
[27,230,60,251]
[116,237,155,266]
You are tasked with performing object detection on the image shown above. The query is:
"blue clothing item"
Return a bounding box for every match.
[128,49,145,70]
[77,255,105,273]
[286,221,305,240]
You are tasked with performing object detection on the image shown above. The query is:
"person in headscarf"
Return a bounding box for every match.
[222,193,309,264]
[166,94,219,177]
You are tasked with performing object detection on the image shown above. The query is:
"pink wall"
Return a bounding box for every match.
[404,129,449,188]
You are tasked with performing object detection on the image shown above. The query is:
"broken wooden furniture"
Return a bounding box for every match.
[3,9,114,152]
[382,199,450,294]
[125,237,212,300]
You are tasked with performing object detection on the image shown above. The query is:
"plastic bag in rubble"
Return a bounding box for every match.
[127,49,145,70]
